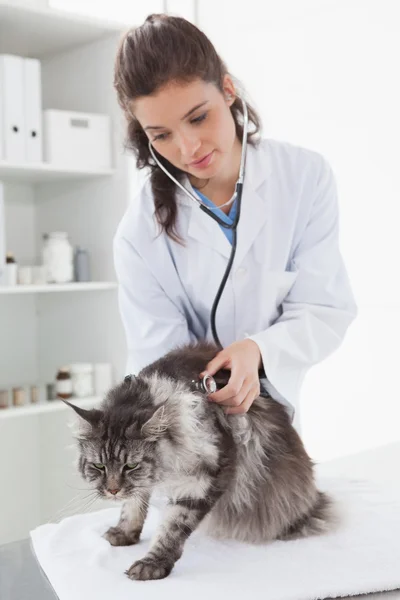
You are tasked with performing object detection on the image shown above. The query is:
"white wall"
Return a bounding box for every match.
[0,185,38,388]
[198,0,400,460]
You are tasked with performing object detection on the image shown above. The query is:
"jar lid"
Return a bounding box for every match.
[69,363,93,373]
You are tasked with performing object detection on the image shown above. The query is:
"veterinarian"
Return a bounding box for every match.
[113,14,357,433]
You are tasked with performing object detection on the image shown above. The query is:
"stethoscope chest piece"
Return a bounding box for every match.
[191,374,217,395]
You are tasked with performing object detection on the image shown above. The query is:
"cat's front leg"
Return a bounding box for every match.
[126,496,219,581]
[103,491,150,547]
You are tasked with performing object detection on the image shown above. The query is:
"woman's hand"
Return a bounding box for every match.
[200,339,262,415]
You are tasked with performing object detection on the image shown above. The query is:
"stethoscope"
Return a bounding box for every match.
[148,96,249,353]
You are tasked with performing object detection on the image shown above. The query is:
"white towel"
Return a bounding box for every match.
[30,475,400,600]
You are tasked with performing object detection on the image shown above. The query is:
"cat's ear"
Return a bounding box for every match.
[141,404,169,441]
[62,400,103,427]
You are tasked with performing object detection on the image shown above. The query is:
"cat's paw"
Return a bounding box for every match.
[125,557,173,581]
[103,526,140,546]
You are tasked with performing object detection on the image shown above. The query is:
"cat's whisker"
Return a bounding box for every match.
[71,493,103,518]
[46,491,99,524]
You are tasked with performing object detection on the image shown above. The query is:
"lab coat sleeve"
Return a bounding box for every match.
[247,157,357,410]
[113,233,197,375]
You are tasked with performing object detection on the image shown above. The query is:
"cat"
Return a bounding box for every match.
[65,341,336,581]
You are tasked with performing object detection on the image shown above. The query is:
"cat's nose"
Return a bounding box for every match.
[108,488,120,495]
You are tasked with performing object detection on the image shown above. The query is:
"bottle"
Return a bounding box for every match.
[70,363,94,398]
[55,367,73,399]
[42,232,73,283]
[30,385,39,404]
[12,387,25,407]
[74,247,91,282]
[2,252,17,286]
[0,390,9,409]
[46,382,56,401]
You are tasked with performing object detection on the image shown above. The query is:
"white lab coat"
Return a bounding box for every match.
[113,138,357,433]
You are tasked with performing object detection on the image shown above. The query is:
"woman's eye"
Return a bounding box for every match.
[93,463,105,470]
[191,113,207,125]
[153,132,169,142]
[125,463,140,471]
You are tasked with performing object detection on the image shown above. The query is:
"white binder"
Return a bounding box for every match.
[0,55,26,163]
[24,58,43,163]
[0,71,3,161]
[0,182,5,284]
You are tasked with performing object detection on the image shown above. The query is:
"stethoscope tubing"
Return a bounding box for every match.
[148,97,249,347]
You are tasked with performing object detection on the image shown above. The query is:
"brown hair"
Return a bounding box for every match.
[114,13,262,242]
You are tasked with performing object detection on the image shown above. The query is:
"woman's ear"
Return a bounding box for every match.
[222,74,236,106]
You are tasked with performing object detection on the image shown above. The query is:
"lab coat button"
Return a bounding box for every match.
[236,267,247,278]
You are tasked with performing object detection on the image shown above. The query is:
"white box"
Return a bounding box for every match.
[43,109,112,169]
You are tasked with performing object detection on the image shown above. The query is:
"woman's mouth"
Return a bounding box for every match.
[189,151,214,169]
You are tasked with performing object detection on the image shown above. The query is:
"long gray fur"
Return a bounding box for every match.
[66,341,337,581]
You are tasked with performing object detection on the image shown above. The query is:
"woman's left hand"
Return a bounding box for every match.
[199,339,262,415]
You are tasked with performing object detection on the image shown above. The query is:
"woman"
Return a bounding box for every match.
[113,13,357,433]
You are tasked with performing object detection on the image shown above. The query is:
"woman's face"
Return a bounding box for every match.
[133,77,237,180]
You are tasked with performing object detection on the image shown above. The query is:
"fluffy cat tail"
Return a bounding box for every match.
[278,491,338,541]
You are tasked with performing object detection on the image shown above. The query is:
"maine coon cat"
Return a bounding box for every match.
[65,341,336,581]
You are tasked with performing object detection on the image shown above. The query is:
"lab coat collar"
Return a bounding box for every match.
[178,140,272,264]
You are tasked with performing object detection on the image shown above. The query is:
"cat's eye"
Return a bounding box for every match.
[93,463,106,470]
[124,463,140,471]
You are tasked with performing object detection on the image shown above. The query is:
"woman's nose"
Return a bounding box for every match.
[178,134,201,161]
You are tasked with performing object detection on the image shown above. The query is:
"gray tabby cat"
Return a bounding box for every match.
[65,341,336,581]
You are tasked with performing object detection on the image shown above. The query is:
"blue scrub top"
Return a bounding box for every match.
[193,188,237,245]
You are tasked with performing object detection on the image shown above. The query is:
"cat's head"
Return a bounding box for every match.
[64,380,171,501]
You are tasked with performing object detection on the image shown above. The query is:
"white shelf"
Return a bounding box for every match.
[0,160,115,183]
[0,1,125,58]
[0,395,103,419]
[0,282,118,294]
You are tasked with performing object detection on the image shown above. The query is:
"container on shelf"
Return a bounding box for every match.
[30,385,39,404]
[0,389,9,409]
[32,265,47,285]
[1,253,18,286]
[18,266,33,285]
[42,232,73,283]
[46,382,56,401]
[70,363,94,398]
[55,367,73,399]
[43,109,112,170]
[12,387,25,407]
[74,247,90,282]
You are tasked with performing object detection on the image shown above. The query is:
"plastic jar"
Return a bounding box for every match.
[56,367,73,399]
[70,363,94,398]
[12,387,25,406]
[2,252,17,286]
[0,389,9,409]
[74,247,91,282]
[42,232,73,283]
